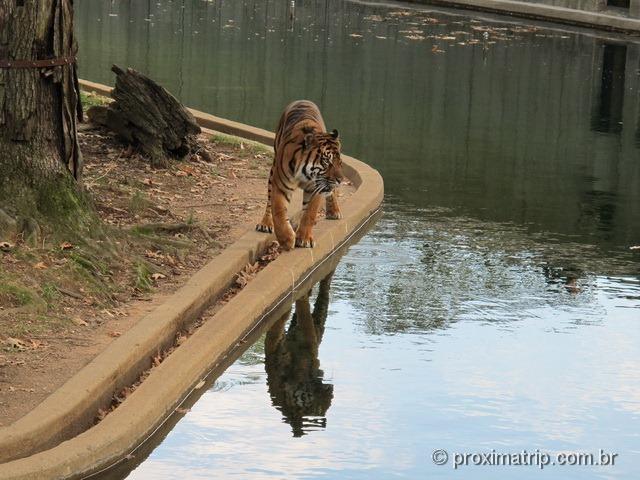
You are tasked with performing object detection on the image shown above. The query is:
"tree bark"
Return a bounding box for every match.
[0,0,85,239]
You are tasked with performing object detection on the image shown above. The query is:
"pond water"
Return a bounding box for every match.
[77,1,640,479]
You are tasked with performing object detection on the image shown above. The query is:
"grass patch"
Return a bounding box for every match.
[128,190,153,216]
[210,132,272,155]
[80,91,111,110]
[134,260,154,292]
[6,313,72,338]
[0,283,35,308]
[41,283,61,306]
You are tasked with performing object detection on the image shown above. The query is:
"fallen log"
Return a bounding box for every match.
[86,65,201,167]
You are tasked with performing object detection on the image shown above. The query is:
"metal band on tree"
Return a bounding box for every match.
[0,55,77,69]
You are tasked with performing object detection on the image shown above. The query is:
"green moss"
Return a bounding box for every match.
[0,167,103,246]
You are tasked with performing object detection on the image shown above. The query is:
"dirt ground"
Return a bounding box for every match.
[0,97,355,427]
[0,114,275,425]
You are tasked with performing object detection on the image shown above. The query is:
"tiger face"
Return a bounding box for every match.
[303,129,344,196]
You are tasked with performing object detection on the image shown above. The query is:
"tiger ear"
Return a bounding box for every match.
[303,132,316,150]
[330,129,339,140]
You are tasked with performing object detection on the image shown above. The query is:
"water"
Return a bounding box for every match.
[76,1,640,478]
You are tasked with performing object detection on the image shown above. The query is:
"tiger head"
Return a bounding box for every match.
[302,128,344,196]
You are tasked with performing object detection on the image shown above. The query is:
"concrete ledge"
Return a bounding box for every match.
[0,81,383,479]
[408,0,640,33]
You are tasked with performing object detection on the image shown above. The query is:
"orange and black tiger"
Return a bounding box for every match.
[256,100,344,250]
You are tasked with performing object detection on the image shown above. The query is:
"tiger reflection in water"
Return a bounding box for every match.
[264,272,334,437]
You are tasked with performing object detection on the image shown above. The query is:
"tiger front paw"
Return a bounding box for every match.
[295,231,315,248]
[325,209,343,220]
[256,213,274,233]
[278,233,296,251]
[256,223,273,233]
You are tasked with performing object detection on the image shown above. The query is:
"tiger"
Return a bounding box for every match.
[256,100,344,250]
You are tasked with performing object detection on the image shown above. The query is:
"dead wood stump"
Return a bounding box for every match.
[87,65,201,167]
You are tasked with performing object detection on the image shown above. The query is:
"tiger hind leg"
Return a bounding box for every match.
[256,166,275,233]
[325,190,342,220]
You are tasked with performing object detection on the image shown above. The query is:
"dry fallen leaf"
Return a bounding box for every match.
[5,337,27,351]
[59,241,74,250]
[259,241,281,264]
[96,407,109,421]
[72,317,89,327]
[151,273,166,280]
[235,262,260,288]
[28,339,46,349]
[34,261,48,270]
[152,353,162,367]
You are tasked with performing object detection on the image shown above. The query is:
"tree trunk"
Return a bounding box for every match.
[0,0,86,241]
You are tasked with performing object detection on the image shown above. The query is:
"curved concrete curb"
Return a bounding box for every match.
[0,82,383,479]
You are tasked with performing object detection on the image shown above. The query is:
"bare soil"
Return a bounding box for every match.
[0,118,274,425]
